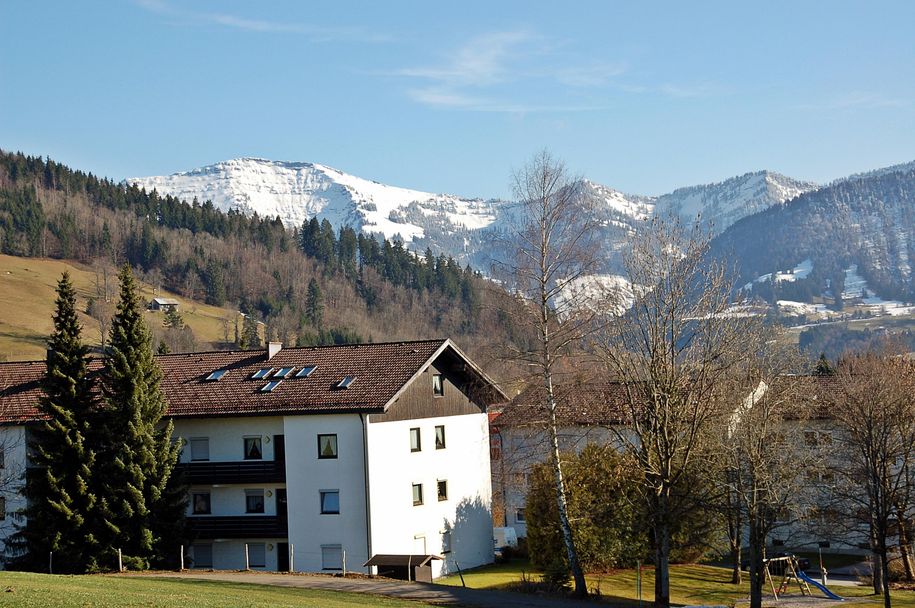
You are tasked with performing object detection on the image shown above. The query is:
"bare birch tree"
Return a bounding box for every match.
[828,352,915,608]
[591,215,753,608]
[492,150,604,597]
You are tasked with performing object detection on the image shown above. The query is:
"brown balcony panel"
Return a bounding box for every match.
[188,515,288,539]
[176,460,286,484]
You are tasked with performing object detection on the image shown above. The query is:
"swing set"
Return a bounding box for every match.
[761,555,844,602]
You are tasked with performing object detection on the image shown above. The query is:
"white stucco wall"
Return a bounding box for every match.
[173,417,285,463]
[367,412,493,578]
[283,414,369,573]
[0,425,26,566]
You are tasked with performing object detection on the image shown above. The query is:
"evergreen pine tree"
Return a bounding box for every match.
[95,265,185,569]
[9,272,99,572]
[241,313,261,350]
[306,278,324,327]
[815,352,835,376]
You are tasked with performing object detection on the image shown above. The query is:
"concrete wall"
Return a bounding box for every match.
[367,412,493,578]
[173,417,284,463]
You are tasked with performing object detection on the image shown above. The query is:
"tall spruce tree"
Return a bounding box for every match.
[95,265,185,569]
[10,272,99,572]
[305,278,324,327]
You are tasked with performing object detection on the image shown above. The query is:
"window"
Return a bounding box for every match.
[412,483,424,506]
[274,367,295,379]
[190,437,209,461]
[247,543,266,568]
[244,437,263,460]
[515,508,526,523]
[192,492,211,515]
[435,425,446,450]
[410,427,421,452]
[321,545,343,570]
[295,365,317,378]
[320,490,340,514]
[252,368,273,379]
[437,479,448,502]
[432,373,444,396]
[245,489,265,513]
[318,434,338,459]
[205,370,227,381]
[260,380,282,392]
[337,376,355,389]
[192,544,213,568]
[442,530,452,554]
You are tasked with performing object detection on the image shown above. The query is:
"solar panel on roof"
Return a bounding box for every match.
[205,370,228,381]
[295,366,316,378]
[261,380,282,392]
[252,368,273,380]
[337,376,355,389]
[274,367,295,379]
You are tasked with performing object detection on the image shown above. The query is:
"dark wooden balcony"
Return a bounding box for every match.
[187,515,288,539]
[175,459,286,485]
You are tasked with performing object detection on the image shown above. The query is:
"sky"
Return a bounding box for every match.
[1,1,914,199]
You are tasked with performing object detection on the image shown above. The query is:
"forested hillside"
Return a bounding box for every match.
[0,151,526,369]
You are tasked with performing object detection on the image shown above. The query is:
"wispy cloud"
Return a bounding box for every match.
[135,0,389,43]
[822,91,908,110]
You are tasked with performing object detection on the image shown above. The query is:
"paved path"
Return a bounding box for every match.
[124,571,598,607]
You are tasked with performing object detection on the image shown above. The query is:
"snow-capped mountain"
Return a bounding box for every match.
[129,158,817,271]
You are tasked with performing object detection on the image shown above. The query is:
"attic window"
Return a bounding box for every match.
[337,376,355,389]
[274,367,295,379]
[205,370,228,381]
[261,380,282,392]
[296,366,317,378]
[252,368,274,380]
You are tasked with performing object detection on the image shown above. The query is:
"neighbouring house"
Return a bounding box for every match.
[149,297,179,311]
[0,339,505,577]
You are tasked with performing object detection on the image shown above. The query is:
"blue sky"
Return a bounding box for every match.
[1,1,914,198]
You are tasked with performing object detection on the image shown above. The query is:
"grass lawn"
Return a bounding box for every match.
[0,572,428,608]
[440,559,915,607]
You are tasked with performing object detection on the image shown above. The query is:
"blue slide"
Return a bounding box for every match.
[796,569,845,601]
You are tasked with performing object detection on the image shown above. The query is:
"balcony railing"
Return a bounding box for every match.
[187,515,288,539]
[175,459,286,485]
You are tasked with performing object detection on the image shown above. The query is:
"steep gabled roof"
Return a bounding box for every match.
[0,339,505,424]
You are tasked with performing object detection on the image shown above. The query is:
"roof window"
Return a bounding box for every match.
[337,376,355,389]
[274,367,295,379]
[205,370,228,381]
[260,380,282,392]
[252,368,274,380]
[296,366,317,378]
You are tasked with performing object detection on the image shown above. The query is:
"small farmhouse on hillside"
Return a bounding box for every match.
[0,339,504,577]
[149,297,179,311]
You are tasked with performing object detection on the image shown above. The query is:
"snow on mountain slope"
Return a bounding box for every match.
[129,157,500,244]
[653,170,818,232]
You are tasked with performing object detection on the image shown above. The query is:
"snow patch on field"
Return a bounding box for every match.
[744,259,813,290]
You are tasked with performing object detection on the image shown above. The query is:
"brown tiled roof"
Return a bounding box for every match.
[0,339,504,424]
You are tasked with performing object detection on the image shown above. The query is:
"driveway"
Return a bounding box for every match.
[127,571,601,608]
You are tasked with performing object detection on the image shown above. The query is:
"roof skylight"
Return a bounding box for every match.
[337,376,355,389]
[295,366,317,378]
[261,380,282,392]
[274,367,295,379]
[251,368,274,380]
[205,370,228,381]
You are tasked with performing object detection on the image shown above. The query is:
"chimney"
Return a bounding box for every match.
[267,342,282,360]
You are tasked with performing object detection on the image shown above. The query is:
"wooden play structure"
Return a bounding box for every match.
[763,555,844,601]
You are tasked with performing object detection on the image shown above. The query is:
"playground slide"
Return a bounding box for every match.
[796,570,844,601]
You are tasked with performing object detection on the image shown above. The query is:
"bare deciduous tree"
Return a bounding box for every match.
[492,150,604,597]
[592,215,753,608]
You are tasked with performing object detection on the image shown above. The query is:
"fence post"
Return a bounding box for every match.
[180,545,185,571]
[290,544,294,572]
[49,551,53,575]
[343,549,347,577]
[245,543,250,571]
[118,548,123,572]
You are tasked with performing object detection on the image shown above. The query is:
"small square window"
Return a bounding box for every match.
[412,483,424,506]
[190,437,209,461]
[193,544,213,568]
[246,489,265,513]
[320,490,340,514]
[435,425,446,450]
[244,437,263,460]
[318,434,338,459]
[247,543,266,568]
[442,530,452,554]
[321,545,343,570]
[437,479,448,502]
[410,427,421,452]
[516,508,526,523]
[192,492,211,515]
[432,374,444,397]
